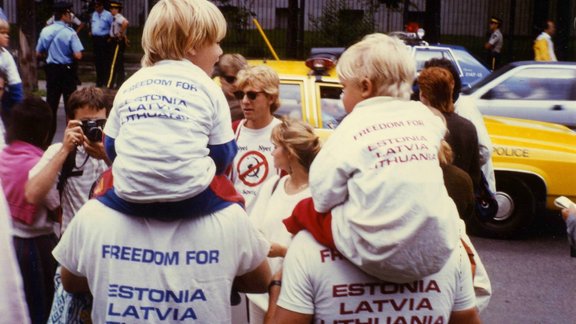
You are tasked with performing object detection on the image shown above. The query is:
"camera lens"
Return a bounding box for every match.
[87,128,103,142]
[83,120,103,142]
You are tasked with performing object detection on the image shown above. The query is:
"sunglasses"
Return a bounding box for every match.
[234,91,265,100]
[221,75,237,84]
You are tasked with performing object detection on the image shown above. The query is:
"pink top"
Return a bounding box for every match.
[0,141,44,225]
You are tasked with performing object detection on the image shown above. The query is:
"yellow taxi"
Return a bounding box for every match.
[247,55,576,238]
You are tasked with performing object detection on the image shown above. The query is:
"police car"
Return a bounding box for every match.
[248,53,576,238]
[390,30,490,89]
[462,61,576,129]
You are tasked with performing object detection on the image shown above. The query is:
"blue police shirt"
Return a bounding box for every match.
[91,10,113,36]
[36,21,84,65]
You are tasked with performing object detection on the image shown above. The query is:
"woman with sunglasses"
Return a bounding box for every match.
[246,118,321,323]
[216,53,247,122]
[230,65,283,213]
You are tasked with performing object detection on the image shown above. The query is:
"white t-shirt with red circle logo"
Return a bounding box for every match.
[230,118,282,213]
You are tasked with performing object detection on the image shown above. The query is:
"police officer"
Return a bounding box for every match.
[90,0,113,87]
[484,17,503,71]
[107,0,128,89]
[36,1,84,143]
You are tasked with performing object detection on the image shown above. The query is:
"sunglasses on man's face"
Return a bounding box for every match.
[234,91,265,100]
[221,75,236,84]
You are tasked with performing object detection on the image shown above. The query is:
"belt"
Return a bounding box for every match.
[46,63,74,69]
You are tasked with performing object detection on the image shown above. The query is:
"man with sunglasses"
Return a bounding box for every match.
[25,87,111,323]
[216,53,247,122]
[229,65,283,214]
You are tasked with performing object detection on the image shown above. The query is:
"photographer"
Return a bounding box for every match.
[25,87,110,323]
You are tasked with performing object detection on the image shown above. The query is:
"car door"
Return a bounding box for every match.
[315,82,346,129]
[276,76,310,123]
[474,66,576,128]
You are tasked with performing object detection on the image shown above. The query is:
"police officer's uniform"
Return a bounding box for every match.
[108,1,128,89]
[486,17,503,71]
[36,2,84,142]
[90,0,113,87]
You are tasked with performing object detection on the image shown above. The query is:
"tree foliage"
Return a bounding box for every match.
[309,0,379,47]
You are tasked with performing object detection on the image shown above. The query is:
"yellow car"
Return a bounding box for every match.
[248,57,576,238]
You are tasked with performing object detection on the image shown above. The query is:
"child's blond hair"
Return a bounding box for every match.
[141,0,226,67]
[336,33,415,100]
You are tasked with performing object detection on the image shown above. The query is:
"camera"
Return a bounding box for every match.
[82,120,104,142]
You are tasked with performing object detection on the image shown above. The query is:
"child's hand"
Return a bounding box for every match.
[268,242,287,258]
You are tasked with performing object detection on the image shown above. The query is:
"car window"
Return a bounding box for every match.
[413,47,461,76]
[276,82,304,120]
[450,48,490,85]
[317,84,346,129]
[486,68,576,101]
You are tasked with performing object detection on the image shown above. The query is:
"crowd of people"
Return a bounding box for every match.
[0,0,574,323]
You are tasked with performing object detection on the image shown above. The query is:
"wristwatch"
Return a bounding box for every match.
[268,280,282,291]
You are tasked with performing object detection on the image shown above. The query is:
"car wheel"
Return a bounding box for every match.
[466,175,536,238]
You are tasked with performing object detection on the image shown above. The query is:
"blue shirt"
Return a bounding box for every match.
[0,8,7,21]
[36,21,84,65]
[91,10,113,36]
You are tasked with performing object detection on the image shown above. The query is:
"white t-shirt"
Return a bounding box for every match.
[246,175,311,312]
[0,120,5,152]
[53,200,269,324]
[0,48,22,151]
[0,48,23,86]
[29,143,108,235]
[310,96,460,283]
[105,59,234,202]
[0,185,30,324]
[231,118,282,213]
[455,96,496,192]
[278,231,476,322]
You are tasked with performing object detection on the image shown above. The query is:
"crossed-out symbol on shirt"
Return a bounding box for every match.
[237,151,269,187]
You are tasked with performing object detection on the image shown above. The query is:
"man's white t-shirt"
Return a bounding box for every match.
[230,118,282,213]
[30,144,108,235]
[278,231,476,322]
[53,200,269,324]
[105,59,234,203]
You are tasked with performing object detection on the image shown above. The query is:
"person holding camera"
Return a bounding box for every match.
[25,87,110,323]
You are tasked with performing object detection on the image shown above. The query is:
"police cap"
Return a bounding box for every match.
[489,17,502,26]
[109,1,123,9]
